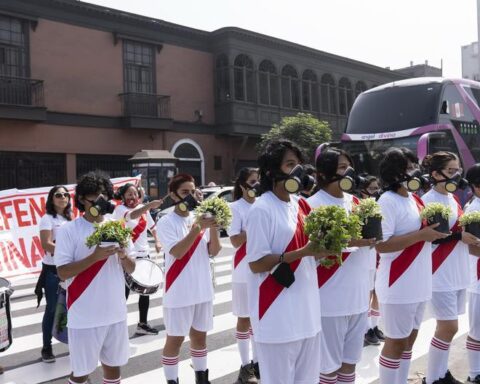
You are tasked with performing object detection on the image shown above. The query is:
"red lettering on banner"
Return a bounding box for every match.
[28,197,46,225]
[0,241,16,271]
[7,240,31,268]
[13,199,31,227]
[0,201,13,230]
[30,236,44,267]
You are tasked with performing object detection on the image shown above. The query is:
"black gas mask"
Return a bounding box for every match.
[244,181,262,198]
[361,188,380,200]
[174,193,199,212]
[87,195,116,217]
[434,171,469,193]
[402,169,430,192]
[279,165,315,194]
[336,167,366,193]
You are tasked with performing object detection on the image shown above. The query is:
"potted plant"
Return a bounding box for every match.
[420,203,452,234]
[459,211,480,238]
[194,197,232,229]
[85,220,133,248]
[352,198,383,241]
[304,205,362,268]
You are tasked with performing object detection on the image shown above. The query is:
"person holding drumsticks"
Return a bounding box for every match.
[113,183,163,335]
[157,174,221,384]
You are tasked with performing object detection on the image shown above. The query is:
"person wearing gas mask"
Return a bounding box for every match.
[420,152,477,384]
[228,167,261,384]
[307,148,374,384]
[358,175,385,347]
[245,139,327,384]
[54,172,136,384]
[374,148,448,384]
[299,164,317,198]
[112,183,163,336]
[156,174,221,384]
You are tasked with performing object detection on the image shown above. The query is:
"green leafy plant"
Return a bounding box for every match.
[459,211,480,226]
[194,197,232,228]
[304,205,362,268]
[420,203,452,220]
[85,220,133,248]
[352,198,382,223]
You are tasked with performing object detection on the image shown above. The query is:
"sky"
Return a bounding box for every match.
[87,0,477,77]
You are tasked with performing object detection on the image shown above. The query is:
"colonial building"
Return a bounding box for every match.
[0,0,406,197]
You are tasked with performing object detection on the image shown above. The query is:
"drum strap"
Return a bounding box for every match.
[165,230,205,292]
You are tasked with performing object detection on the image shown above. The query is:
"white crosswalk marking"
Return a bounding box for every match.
[0,238,472,384]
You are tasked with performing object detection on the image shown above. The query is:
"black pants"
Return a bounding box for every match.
[125,285,150,324]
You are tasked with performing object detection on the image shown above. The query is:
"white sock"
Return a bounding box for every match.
[367,311,372,330]
[379,355,400,384]
[190,348,208,371]
[337,372,355,383]
[236,330,250,366]
[426,337,450,383]
[103,378,121,384]
[249,327,258,363]
[319,373,337,383]
[398,350,412,384]
[467,338,480,379]
[162,354,179,381]
[370,308,380,328]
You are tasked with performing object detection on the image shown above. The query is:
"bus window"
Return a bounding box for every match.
[427,130,461,163]
[463,86,480,109]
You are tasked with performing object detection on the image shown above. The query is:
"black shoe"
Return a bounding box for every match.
[167,380,179,384]
[234,363,258,384]
[468,374,480,383]
[252,361,260,380]
[195,369,211,384]
[373,326,385,341]
[364,328,380,346]
[136,322,159,335]
[41,346,56,363]
[443,370,462,384]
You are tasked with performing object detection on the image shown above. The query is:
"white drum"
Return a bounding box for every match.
[125,258,163,295]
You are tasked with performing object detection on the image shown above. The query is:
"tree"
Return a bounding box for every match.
[259,113,332,163]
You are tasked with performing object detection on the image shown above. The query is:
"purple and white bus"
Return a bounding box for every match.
[341,77,480,177]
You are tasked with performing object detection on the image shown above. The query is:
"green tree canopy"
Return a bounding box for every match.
[259,113,332,164]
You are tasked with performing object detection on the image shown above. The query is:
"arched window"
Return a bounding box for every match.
[215,54,230,102]
[281,65,300,109]
[355,81,367,98]
[320,74,337,114]
[259,60,279,106]
[172,139,205,186]
[234,54,255,102]
[302,69,319,111]
[338,77,353,115]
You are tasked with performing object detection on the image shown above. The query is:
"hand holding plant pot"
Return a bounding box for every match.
[194,197,232,229]
[304,205,362,268]
[85,220,133,248]
[420,203,452,234]
[459,211,480,238]
[352,198,383,241]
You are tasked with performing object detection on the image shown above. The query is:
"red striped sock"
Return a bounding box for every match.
[337,372,355,383]
[398,350,412,384]
[236,330,250,366]
[162,354,179,381]
[319,373,337,383]
[103,378,121,384]
[467,339,480,379]
[379,355,400,383]
[190,348,208,371]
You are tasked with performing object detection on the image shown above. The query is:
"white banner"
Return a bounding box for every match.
[0,176,141,278]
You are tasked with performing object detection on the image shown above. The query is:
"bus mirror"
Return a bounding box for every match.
[440,100,449,114]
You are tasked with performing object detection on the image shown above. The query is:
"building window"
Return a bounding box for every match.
[302,69,319,111]
[281,65,300,109]
[123,40,155,94]
[338,77,353,116]
[215,54,230,102]
[0,15,27,78]
[355,81,367,98]
[320,74,337,114]
[258,60,279,106]
[172,139,204,186]
[77,154,132,179]
[234,54,255,102]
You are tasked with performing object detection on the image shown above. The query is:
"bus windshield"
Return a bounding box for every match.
[347,83,442,134]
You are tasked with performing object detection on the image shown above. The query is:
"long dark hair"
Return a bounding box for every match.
[421,151,458,175]
[46,185,73,220]
[379,148,412,191]
[315,148,353,189]
[233,167,259,201]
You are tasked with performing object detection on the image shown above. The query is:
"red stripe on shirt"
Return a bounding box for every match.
[132,215,147,243]
[234,242,247,269]
[317,252,351,288]
[67,259,108,309]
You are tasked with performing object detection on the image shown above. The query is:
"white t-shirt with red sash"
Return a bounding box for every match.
[54,217,128,329]
[227,198,253,284]
[246,192,321,344]
[465,196,480,295]
[375,191,432,304]
[157,211,213,308]
[307,190,370,316]
[422,189,469,292]
[113,204,155,257]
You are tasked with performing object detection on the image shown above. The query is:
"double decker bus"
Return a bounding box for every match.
[341,78,480,178]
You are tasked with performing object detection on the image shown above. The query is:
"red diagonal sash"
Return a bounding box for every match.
[317,252,351,288]
[432,202,463,274]
[132,215,147,243]
[389,194,425,287]
[67,259,108,309]
[165,230,205,292]
[234,243,247,269]
[258,198,310,320]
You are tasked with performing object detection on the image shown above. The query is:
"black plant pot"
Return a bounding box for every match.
[427,213,450,234]
[362,216,383,241]
[466,222,480,238]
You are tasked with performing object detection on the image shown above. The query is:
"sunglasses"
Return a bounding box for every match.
[54,192,70,199]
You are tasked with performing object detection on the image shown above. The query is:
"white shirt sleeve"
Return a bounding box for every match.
[378,195,396,241]
[54,225,75,268]
[246,206,272,263]
[39,214,53,231]
[147,210,155,231]
[157,216,180,254]
[112,205,129,221]
[227,204,242,237]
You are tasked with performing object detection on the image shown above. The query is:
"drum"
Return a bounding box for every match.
[0,277,14,352]
[52,287,68,344]
[125,258,163,295]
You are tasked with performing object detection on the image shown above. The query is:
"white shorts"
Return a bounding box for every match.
[164,301,213,337]
[68,320,130,377]
[369,270,376,291]
[232,282,249,318]
[430,289,466,321]
[320,312,368,374]
[256,332,321,384]
[380,301,426,339]
[469,292,480,340]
